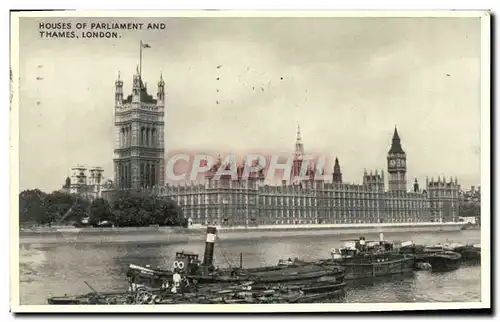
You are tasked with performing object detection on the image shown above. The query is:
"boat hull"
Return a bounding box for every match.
[453,246,481,263]
[417,252,462,272]
[329,255,415,280]
[128,262,345,285]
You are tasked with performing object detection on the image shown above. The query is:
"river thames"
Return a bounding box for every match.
[18,230,481,305]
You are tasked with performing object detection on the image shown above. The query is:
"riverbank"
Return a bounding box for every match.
[18,222,466,245]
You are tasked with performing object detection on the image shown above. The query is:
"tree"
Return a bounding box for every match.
[161,197,187,227]
[19,189,46,223]
[110,194,187,227]
[89,198,112,225]
[42,191,83,224]
[19,189,91,225]
[459,201,481,218]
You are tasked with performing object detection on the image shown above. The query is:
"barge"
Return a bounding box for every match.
[399,243,463,271]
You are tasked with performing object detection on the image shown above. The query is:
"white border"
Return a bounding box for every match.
[6,5,492,316]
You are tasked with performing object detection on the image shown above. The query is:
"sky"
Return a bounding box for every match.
[17,16,483,192]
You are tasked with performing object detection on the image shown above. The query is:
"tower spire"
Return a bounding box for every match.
[388,125,404,154]
[332,157,342,183]
[157,70,165,104]
[295,123,304,155]
[387,126,407,192]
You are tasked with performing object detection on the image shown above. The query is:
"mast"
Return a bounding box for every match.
[139,41,143,79]
[139,41,151,86]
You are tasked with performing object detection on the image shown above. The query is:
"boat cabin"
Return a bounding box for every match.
[336,237,402,259]
[175,251,199,262]
[174,251,202,275]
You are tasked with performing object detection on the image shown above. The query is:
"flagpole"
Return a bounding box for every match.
[139,40,143,80]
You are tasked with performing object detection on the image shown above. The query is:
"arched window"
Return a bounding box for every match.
[128,126,132,147]
[140,127,145,146]
[151,128,156,147]
[140,163,145,188]
[151,164,156,186]
[145,163,150,187]
[121,127,125,148]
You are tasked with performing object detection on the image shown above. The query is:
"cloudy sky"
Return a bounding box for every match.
[17,16,482,192]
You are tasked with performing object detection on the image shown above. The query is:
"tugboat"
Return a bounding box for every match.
[126,226,346,286]
[319,234,416,281]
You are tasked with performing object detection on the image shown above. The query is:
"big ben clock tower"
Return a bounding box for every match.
[387,126,407,192]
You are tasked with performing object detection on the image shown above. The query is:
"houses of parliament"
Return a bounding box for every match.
[107,70,461,227]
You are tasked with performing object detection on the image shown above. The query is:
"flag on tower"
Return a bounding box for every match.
[139,41,152,80]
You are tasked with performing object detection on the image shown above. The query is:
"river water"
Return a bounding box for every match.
[18,230,481,305]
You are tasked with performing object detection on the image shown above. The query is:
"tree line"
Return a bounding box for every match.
[458,201,481,219]
[19,189,188,228]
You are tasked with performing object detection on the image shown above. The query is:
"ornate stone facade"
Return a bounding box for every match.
[155,169,458,227]
[113,68,165,190]
[149,127,460,226]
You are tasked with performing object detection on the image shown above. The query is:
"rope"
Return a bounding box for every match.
[215,235,234,269]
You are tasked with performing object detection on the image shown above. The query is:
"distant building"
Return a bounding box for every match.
[59,176,71,194]
[60,166,105,201]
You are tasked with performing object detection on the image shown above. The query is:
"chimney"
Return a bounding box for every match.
[202,226,217,267]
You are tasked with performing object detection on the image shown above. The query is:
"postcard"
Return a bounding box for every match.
[10,10,490,313]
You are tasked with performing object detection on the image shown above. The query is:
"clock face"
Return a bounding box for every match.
[396,159,401,167]
[401,160,406,167]
[389,159,396,166]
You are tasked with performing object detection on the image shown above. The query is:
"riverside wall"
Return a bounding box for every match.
[18,222,466,245]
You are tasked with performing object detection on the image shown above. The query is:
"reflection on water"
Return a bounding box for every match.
[19,230,481,305]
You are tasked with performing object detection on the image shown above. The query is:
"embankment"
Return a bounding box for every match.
[18,222,466,245]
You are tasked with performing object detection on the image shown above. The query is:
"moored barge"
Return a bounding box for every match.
[327,236,416,280]
[399,243,462,271]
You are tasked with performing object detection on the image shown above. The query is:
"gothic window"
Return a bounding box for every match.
[151,164,156,186]
[140,163,145,187]
[121,127,125,147]
[151,128,156,147]
[140,127,145,146]
[128,126,132,147]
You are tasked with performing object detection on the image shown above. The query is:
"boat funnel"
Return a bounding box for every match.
[203,226,217,267]
[379,233,384,242]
